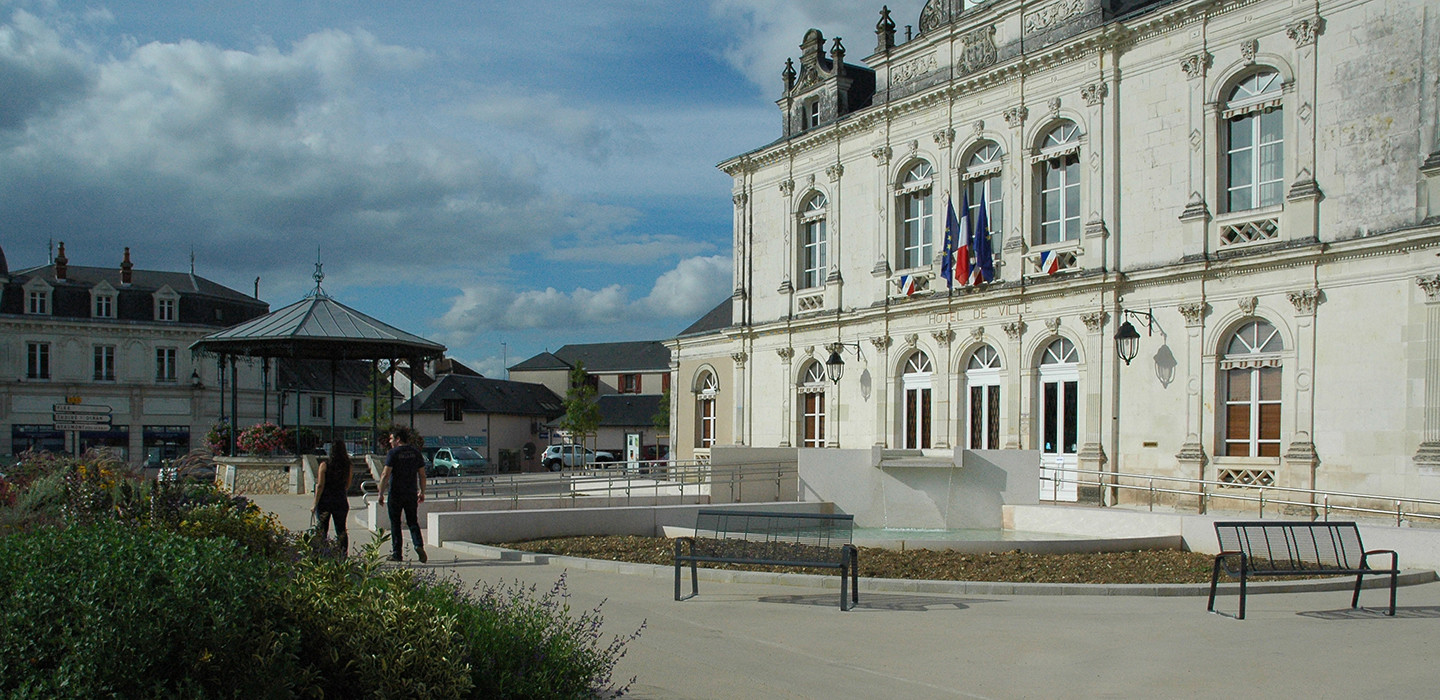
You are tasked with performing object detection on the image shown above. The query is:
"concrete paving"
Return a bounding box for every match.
[253,494,1440,699]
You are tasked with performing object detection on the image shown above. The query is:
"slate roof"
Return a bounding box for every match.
[1,263,269,326]
[276,358,399,396]
[595,394,664,427]
[677,297,732,338]
[395,374,564,417]
[192,291,445,361]
[511,341,670,374]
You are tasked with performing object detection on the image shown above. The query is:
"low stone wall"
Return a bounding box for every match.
[216,456,302,496]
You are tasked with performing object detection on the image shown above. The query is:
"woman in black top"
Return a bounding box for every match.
[312,440,352,557]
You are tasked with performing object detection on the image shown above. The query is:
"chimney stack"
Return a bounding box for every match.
[120,247,134,285]
[54,241,68,281]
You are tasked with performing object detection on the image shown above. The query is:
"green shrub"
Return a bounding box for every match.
[0,521,302,697]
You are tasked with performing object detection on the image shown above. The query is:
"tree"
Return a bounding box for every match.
[652,387,670,437]
[356,365,394,427]
[557,362,600,451]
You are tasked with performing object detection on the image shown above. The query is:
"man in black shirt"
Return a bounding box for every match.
[377,427,427,563]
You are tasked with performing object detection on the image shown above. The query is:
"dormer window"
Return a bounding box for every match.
[803,98,821,130]
[94,293,115,318]
[154,287,179,322]
[27,289,49,315]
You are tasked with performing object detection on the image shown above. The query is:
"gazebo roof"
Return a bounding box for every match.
[190,289,445,361]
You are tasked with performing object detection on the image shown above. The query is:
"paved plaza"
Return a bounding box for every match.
[254,495,1440,699]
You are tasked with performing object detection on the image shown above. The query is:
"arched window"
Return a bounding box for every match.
[965,345,1002,449]
[1224,70,1284,213]
[695,371,719,448]
[1035,122,1081,245]
[964,142,1004,253]
[799,192,828,290]
[1038,338,1079,456]
[1221,320,1283,457]
[900,351,934,449]
[798,361,827,447]
[897,161,935,269]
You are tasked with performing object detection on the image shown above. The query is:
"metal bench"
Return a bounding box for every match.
[674,509,859,611]
[1207,520,1398,619]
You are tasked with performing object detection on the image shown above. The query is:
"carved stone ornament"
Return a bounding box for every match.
[826,163,845,182]
[1003,106,1028,128]
[1179,192,1210,223]
[970,326,985,341]
[1080,311,1107,333]
[972,120,985,136]
[777,347,795,360]
[870,335,893,351]
[1045,317,1062,334]
[1084,218,1108,240]
[1240,39,1258,64]
[733,286,748,301]
[1080,82,1108,107]
[804,345,816,357]
[732,192,748,208]
[1287,288,1321,316]
[907,139,920,155]
[777,278,792,295]
[1048,97,1062,115]
[806,173,816,187]
[904,333,919,349]
[732,351,748,367]
[932,328,955,346]
[1002,320,1025,340]
[1180,51,1211,80]
[779,178,795,196]
[1024,0,1086,36]
[1417,275,1440,302]
[955,24,998,76]
[1286,17,1321,48]
[1237,296,1259,315]
[890,53,939,86]
[1178,301,1209,326]
[933,128,955,149]
[871,145,892,164]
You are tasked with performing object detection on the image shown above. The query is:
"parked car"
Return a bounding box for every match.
[541,444,616,471]
[430,447,491,477]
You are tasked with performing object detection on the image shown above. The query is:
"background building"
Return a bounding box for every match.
[671,0,1440,504]
[395,374,564,472]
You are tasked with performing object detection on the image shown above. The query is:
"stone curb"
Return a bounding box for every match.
[442,540,1438,597]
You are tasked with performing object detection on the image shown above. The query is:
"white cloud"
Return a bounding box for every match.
[469,90,650,164]
[641,255,732,317]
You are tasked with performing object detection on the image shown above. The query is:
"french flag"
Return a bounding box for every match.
[898,274,918,296]
[950,192,970,288]
[1038,250,1061,275]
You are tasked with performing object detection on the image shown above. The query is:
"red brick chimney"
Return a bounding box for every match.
[120,247,133,285]
[54,241,68,281]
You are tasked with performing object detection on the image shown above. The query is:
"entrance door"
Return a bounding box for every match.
[901,351,933,449]
[1038,338,1079,501]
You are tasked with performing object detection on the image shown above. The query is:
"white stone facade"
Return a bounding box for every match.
[673,0,1440,505]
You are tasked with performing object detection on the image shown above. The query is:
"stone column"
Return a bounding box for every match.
[1001,106,1028,265]
[777,347,795,448]
[1077,311,1110,500]
[1282,288,1321,512]
[1283,17,1324,234]
[731,351,748,446]
[1178,50,1213,257]
[870,146,893,280]
[1415,276,1440,471]
[1080,82,1110,273]
[931,328,956,449]
[1175,301,1210,511]
[870,335,893,447]
[1002,319,1025,449]
[776,179,795,310]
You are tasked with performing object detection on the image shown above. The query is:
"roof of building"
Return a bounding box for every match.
[275,358,398,396]
[595,393,664,427]
[511,341,670,374]
[677,297,732,337]
[191,290,445,361]
[10,262,265,305]
[395,374,564,417]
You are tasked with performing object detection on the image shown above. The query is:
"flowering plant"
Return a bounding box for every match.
[204,421,231,454]
[236,422,289,456]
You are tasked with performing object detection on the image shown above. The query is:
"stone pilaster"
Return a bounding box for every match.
[1416,276,1440,472]
[777,347,795,447]
[870,335,893,447]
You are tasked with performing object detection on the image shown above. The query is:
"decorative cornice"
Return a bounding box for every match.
[1418,275,1440,303]
[1178,301,1209,327]
[1285,17,1322,48]
[1287,288,1321,316]
[1080,311,1107,333]
[1080,82,1108,107]
[1179,51,1211,80]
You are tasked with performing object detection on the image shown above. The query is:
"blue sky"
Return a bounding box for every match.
[1,0,925,375]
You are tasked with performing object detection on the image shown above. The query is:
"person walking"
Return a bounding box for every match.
[377,427,427,562]
[311,440,352,557]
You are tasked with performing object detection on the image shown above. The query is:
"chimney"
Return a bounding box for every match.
[54,241,68,281]
[120,247,133,285]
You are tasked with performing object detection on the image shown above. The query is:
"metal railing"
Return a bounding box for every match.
[1048,466,1440,526]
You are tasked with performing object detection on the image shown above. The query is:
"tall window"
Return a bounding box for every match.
[443,399,464,422]
[901,351,933,449]
[1039,338,1079,456]
[93,345,116,381]
[798,361,827,448]
[1222,320,1283,457]
[1036,122,1081,245]
[620,373,642,394]
[156,296,177,322]
[965,345,1002,450]
[310,396,327,420]
[27,342,50,380]
[696,371,718,448]
[27,289,49,315]
[1224,70,1284,212]
[799,192,828,289]
[803,98,821,130]
[352,398,364,420]
[964,142,1004,252]
[155,347,177,382]
[898,161,935,269]
[94,294,115,319]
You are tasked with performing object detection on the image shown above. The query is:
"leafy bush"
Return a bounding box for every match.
[0,522,302,697]
[203,420,231,454]
[237,421,289,455]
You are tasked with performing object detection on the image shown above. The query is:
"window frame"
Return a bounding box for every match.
[900,351,934,450]
[443,398,464,422]
[1033,122,1082,246]
[94,293,116,319]
[156,296,178,322]
[965,345,1002,450]
[897,161,936,270]
[695,371,719,449]
[155,347,178,383]
[27,288,50,315]
[1219,320,1284,458]
[963,142,1004,254]
[27,341,51,380]
[798,361,827,448]
[310,396,327,420]
[1222,70,1285,214]
[798,192,829,290]
[93,345,117,382]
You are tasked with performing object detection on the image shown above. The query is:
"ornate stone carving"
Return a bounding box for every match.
[779,178,795,196]
[806,173,816,187]
[972,120,985,137]
[1417,275,1440,302]
[1080,311,1107,333]
[970,326,985,341]
[777,347,794,361]
[1047,97,1062,115]
[826,163,845,182]
[955,24,998,76]
[1237,296,1259,315]
[732,192,748,208]
[1180,51,1211,80]
[1178,302,1209,326]
[1002,320,1025,340]
[907,139,920,155]
[1024,0,1086,36]
[870,335,893,351]
[1080,82,1108,107]
[904,333,919,349]
[932,128,955,149]
[1286,171,1323,202]
[804,345,816,358]
[1045,317,1062,334]
[1189,129,1203,151]
[732,351,748,367]
[1286,17,1321,48]
[1002,105,1028,128]
[932,328,955,346]
[871,145,892,164]
[1287,288,1322,316]
[1239,39,1258,64]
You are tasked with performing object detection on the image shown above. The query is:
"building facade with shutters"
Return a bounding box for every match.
[671,0,1440,505]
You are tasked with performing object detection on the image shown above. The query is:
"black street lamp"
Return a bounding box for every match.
[825,342,864,384]
[1115,308,1154,365]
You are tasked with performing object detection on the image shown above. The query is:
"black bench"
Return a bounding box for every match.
[674,509,859,611]
[1207,521,1398,619]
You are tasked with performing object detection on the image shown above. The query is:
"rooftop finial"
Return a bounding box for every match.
[782,58,796,91]
[309,246,328,298]
[876,6,896,53]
